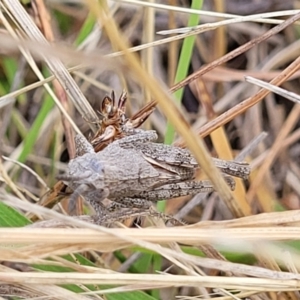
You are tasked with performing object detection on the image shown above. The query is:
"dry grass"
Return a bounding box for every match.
[1,0,300,299]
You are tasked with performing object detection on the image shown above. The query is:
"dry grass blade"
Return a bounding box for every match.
[192,78,250,216]
[5,225,300,245]
[247,107,300,202]
[3,0,99,131]
[170,12,300,93]
[193,54,300,140]
[0,264,91,300]
[83,0,245,217]
[3,1,300,299]
[117,0,300,25]
[134,11,300,148]
[235,132,268,162]
[2,272,300,292]
[245,76,300,105]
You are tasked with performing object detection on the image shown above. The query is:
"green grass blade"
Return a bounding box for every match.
[0,202,31,227]
[164,0,203,145]
[158,0,203,212]
[74,13,96,46]
[17,93,54,164]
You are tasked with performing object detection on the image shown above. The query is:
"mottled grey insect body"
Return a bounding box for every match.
[60,129,250,224]
[136,142,250,179]
[65,138,161,202]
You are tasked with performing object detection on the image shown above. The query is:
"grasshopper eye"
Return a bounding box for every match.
[90,159,104,174]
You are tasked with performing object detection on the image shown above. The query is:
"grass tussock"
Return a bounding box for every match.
[1,0,300,299]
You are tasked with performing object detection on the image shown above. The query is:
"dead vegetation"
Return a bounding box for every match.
[1,0,300,299]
